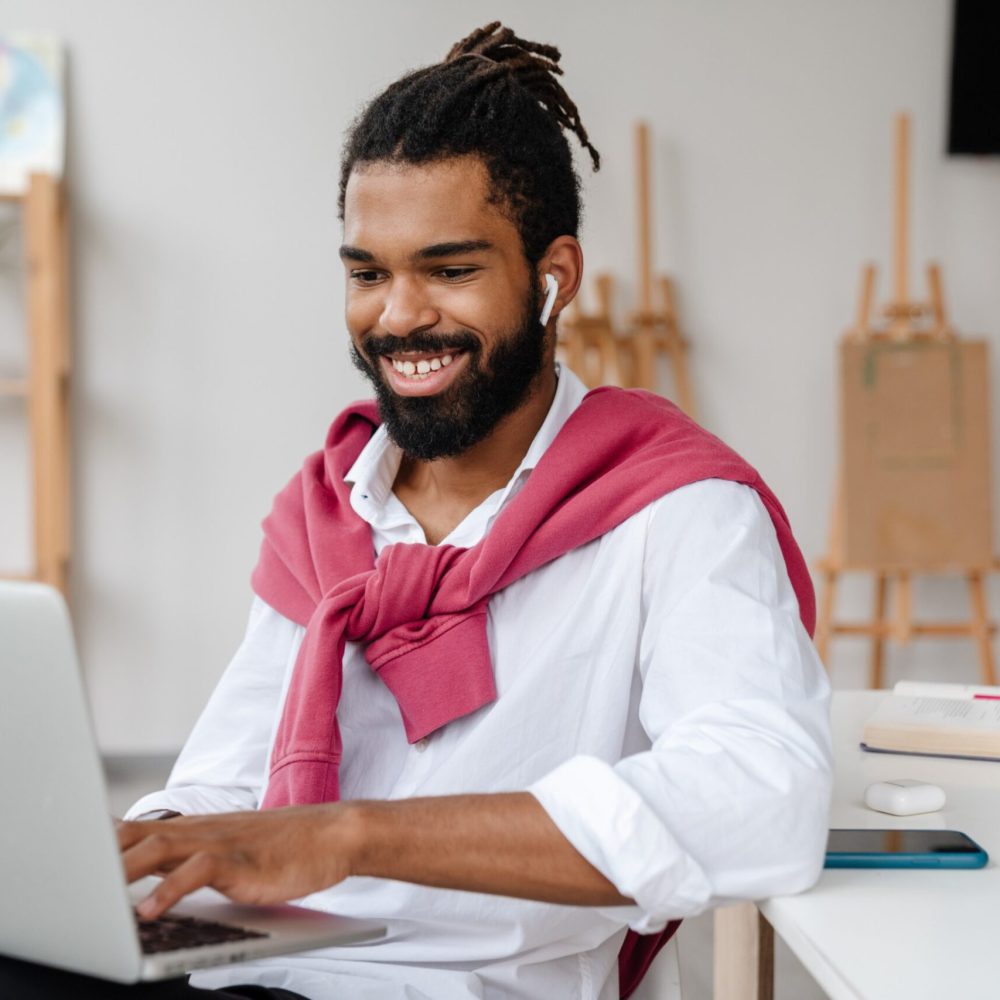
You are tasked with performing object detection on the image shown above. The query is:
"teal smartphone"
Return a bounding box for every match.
[825,828,989,869]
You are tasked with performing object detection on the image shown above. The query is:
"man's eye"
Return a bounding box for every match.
[351,270,384,285]
[437,267,478,281]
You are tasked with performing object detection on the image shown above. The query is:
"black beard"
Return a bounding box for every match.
[349,285,547,460]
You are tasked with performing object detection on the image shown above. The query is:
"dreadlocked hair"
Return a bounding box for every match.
[339,22,601,264]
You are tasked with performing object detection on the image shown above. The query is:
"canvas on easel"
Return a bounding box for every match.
[841,336,992,571]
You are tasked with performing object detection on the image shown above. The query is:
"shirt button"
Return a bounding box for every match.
[414,738,429,753]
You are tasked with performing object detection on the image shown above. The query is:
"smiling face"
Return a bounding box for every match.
[341,157,550,460]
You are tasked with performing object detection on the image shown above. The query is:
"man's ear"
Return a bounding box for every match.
[537,236,583,325]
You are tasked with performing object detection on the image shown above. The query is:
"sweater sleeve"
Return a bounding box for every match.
[124,596,304,820]
[529,480,833,932]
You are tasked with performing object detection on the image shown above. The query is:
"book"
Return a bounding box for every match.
[862,681,1000,761]
[892,681,1000,701]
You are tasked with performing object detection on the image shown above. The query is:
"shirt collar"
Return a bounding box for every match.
[345,364,589,531]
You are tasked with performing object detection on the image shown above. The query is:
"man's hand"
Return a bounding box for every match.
[117,804,359,920]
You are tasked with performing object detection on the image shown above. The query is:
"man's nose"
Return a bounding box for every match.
[378,277,440,338]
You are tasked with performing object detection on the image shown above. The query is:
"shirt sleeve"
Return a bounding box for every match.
[124,596,304,820]
[528,479,833,933]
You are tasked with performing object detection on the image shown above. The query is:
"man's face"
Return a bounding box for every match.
[340,157,547,460]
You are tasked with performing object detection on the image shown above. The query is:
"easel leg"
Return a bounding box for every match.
[895,572,913,645]
[26,174,67,593]
[632,327,657,391]
[598,331,621,387]
[815,567,837,666]
[968,572,997,686]
[658,276,697,418]
[871,573,889,689]
[561,325,585,385]
[713,904,774,1000]
[817,474,846,670]
[665,332,695,417]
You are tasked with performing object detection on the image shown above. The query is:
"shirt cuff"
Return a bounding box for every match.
[123,785,257,821]
[529,754,713,933]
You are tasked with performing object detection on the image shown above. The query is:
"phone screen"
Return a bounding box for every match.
[827,829,982,854]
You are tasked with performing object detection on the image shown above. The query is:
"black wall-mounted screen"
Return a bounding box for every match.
[948,0,1000,154]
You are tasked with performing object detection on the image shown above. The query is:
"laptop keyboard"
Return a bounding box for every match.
[137,912,270,954]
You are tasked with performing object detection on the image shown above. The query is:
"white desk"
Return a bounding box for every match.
[739,690,1000,1000]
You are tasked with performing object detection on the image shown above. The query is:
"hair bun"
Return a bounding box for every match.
[444,22,600,171]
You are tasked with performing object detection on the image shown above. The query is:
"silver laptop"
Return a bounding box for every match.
[0,580,384,983]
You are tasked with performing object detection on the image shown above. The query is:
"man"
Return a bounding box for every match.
[11,22,832,1000]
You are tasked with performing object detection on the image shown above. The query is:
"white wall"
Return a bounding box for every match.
[2,0,999,752]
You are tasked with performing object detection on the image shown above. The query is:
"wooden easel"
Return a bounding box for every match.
[815,115,996,687]
[0,173,72,596]
[625,123,695,415]
[557,123,696,413]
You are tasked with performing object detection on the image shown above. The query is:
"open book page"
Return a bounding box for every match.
[863,695,1000,759]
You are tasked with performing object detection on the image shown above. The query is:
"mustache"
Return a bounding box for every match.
[361,331,480,358]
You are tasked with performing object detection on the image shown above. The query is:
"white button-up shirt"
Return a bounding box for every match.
[128,367,833,1000]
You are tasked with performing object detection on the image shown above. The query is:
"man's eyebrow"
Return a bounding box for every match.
[415,240,494,260]
[338,240,495,264]
[339,245,376,263]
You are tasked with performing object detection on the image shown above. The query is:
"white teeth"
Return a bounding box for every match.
[389,352,460,379]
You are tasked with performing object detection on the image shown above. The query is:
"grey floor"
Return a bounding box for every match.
[106,757,829,1000]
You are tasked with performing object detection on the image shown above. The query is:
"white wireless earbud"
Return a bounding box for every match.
[539,273,559,326]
